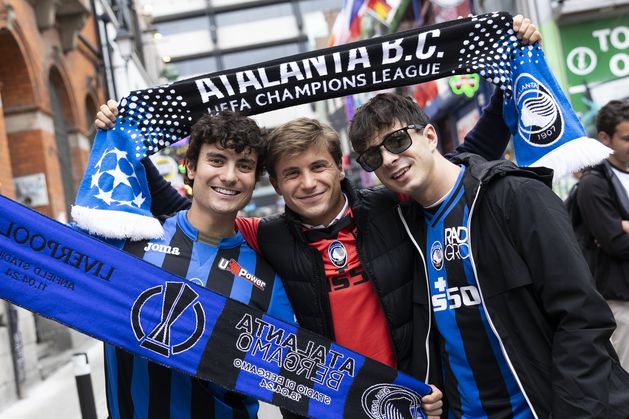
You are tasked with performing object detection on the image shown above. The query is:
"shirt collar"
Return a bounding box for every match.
[302,193,349,229]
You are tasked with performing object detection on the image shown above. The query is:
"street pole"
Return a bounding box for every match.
[73,352,97,419]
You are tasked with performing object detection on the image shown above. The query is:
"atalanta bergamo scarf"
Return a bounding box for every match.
[0,195,430,418]
[71,11,611,241]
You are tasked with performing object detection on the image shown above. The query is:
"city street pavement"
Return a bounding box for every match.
[0,339,108,419]
[0,338,281,418]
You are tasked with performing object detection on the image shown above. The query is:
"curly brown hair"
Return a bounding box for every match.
[185,111,266,185]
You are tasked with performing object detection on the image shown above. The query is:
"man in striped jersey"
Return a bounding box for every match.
[348,93,629,418]
[103,111,295,419]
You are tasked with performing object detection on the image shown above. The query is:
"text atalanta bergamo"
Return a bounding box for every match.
[234,313,356,404]
[1,221,115,281]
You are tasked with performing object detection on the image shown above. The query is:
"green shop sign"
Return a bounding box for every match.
[560,14,628,113]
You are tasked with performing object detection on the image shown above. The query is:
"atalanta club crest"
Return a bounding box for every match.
[361,383,425,419]
[515,73,564,147]
[328,240,347,269]
[430,241,443,270]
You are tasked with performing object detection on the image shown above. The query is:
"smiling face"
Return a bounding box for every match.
[270,144,345,226]
[186,143,257,221]
[370,121,439,198]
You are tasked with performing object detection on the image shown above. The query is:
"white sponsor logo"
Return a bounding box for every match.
[218,257,267,291]
[143,242,181,255]
[444,226,469,261]
[432,277,481,312]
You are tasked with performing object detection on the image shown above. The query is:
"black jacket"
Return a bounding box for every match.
[400,154,629,418]
[576,161,629,301]
[256,179,418,372]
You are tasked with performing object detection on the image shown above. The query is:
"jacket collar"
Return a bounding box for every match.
[283,178,359,240]
[450,153,555,188]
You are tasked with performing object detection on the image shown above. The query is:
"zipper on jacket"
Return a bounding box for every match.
[397,205,432,384]
[352,227,399,367]
[467,182,539,419]
[309,245,336,340]
[289,214,336,340]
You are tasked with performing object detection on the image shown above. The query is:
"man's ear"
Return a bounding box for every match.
[598,131,611,147]
[269,176,282,195]
[423,124,438,151]
[337,163,345,180]
[185,160,196,181]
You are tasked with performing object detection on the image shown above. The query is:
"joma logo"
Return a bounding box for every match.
[143,242,181,255]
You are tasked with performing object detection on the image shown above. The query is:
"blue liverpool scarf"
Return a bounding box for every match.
[72,11,610,240]
[0,195,431,418]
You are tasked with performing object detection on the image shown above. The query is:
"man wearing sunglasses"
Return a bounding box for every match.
[348,92,629,417]
[356,124,425,173]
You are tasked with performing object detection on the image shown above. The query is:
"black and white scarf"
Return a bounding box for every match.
[72,12,610,240]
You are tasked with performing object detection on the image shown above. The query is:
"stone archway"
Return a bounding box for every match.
[0,29,37,199]
[48,66,79,218]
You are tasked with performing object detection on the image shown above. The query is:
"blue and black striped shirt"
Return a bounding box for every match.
[105,210,295,419]
[425,167,532,419]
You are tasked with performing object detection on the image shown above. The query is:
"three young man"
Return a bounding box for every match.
[348,93,629,417]
[102,112,295,418]
[140,105,503,418]
[93,15,544,418]
[576,99,629,371]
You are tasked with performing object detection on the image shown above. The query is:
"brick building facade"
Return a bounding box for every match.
[0,0,105,408]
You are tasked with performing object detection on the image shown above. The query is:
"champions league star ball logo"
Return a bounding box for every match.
[430,241,444,271]
[361,384,425,419]
[131,281,205,357]
[328,240,347,269]
[515,73,564,147]
[89,147,146,208]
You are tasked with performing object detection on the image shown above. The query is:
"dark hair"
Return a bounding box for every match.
[185,111,266,185]
[265,118,342,178]
[596,99,629,137]
[349,93,430,153]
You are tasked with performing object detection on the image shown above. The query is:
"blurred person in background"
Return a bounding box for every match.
[575,99,629,371]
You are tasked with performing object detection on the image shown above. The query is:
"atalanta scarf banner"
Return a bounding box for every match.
[72,11,611,240]
[0,195,431,418]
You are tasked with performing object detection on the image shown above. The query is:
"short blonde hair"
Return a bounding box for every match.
[265,118,342,178]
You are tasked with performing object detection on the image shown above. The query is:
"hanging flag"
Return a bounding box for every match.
[328,0,367,47]
[366,0,397,26]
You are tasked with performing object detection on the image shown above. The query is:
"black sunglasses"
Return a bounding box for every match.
[356,125,425,172]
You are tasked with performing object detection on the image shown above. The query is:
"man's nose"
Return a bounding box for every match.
[220,164,238,184]
[301,171,317,189]
[380,147,399,168]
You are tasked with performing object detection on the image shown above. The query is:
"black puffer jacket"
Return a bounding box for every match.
[257,179,418,372]
[401,154,629,418]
